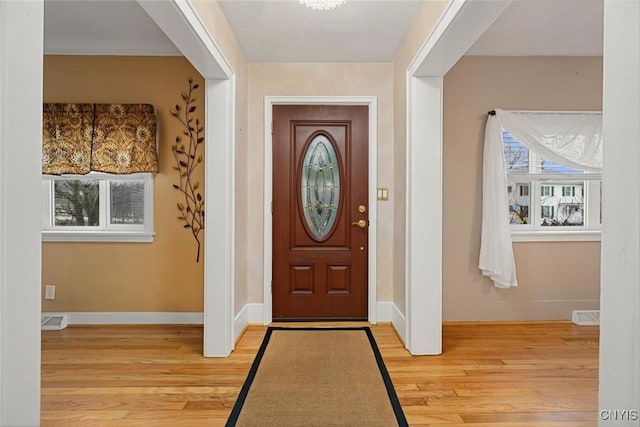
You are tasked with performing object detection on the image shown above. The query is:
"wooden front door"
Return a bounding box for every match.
[272,105,368,320]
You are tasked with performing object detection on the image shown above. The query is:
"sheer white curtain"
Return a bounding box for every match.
[479,109,603,288]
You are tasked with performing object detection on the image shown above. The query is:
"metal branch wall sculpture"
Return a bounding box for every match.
[171,78,204,262]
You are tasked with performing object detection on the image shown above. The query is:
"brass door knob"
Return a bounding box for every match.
[351,219,367,228]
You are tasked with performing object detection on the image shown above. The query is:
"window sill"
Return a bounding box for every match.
[42,231,155,243]
[511,230,601,242]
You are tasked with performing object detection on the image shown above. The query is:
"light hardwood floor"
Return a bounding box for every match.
[41,322,599,426]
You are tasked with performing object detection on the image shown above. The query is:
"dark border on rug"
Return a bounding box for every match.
[224,326,275,427]
[225,326,408,427]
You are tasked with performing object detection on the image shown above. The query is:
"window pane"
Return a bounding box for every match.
[110,181,145,225]
[301,135,341,240]
[508,183,530,224]
[54,180,100,226]
[503,132,529,172]
[541,158,584,174]
[540,182,584,226]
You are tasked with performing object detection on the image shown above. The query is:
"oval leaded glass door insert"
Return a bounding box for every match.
[301,134,341,240]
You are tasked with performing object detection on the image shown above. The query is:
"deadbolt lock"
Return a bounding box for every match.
[358,205,367,213]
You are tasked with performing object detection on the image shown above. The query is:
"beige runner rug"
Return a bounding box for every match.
[225,327,407,427]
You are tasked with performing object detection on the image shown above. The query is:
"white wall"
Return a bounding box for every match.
[599,1,640,423]
[0,0,43,424]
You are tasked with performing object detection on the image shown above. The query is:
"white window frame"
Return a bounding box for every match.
[42,172,155,242]
[505,136,602,242]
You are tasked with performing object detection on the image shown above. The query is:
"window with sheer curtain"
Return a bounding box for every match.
[503,131,601,231]
[479,109,603,289]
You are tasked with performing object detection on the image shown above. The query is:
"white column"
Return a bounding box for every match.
[0,0,43,424]
[405,76,443,355]
[203,78,235,357]
[140,0,236,358]
[403,0,513,357]
[599,1,640,424]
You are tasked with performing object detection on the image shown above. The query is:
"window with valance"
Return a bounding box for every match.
[42,103,158,242]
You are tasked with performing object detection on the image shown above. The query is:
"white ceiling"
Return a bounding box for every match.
[43,0,604,60]
[216,0,423,62]
[44,0,180,56]
[467,0,603,56]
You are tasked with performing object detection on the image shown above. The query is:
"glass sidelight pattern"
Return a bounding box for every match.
[301,135,341,240]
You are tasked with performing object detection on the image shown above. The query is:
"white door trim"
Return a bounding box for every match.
[599,0,640,415]
[404,0,512,354]
[0,1,44,423]
[263,96,378,324]
[405,76,443,355]
[139,0,236,356]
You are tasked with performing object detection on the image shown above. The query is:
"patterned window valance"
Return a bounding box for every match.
[43,104,94,175]
[42,103,159,175]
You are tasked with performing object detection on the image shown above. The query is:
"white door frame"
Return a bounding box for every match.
[599,0,640,416]
[404,0,512,354]
[0,1,44,423]
[138,0,236,356]
[263,96,378,324]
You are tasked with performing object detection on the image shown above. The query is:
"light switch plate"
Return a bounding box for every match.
[377,188,389,201]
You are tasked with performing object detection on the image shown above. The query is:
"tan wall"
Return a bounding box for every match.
[42,12,601,322]
[392,1,450,313]
[190,0,249,314]
[442,56,602,320]
[247,63,395,303]
[42,56,205,312]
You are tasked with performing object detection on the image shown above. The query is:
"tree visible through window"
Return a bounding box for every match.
[54,180,99,226]
[110,181,144,225]
[43,174,154,242]
[508,183,530,224]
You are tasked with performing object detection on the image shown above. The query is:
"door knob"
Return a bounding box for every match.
[351,219,367,228]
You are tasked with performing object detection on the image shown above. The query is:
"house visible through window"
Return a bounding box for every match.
[42,173,154,242]
[562,185,575,197]
[503,132,601,233]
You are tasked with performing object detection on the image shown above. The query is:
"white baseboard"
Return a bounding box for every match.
[233,305,249,343]
[42,312,204,325]
[45,303,405,334]
[443,299,600,321]
[233,301,400,324]
[375,301,406,343]
[391,303,407,346]
[375,301,393,322]
[247,303,264,323]
[233,303,264,342]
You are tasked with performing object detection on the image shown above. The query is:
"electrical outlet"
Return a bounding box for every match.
[45,285,56,300]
